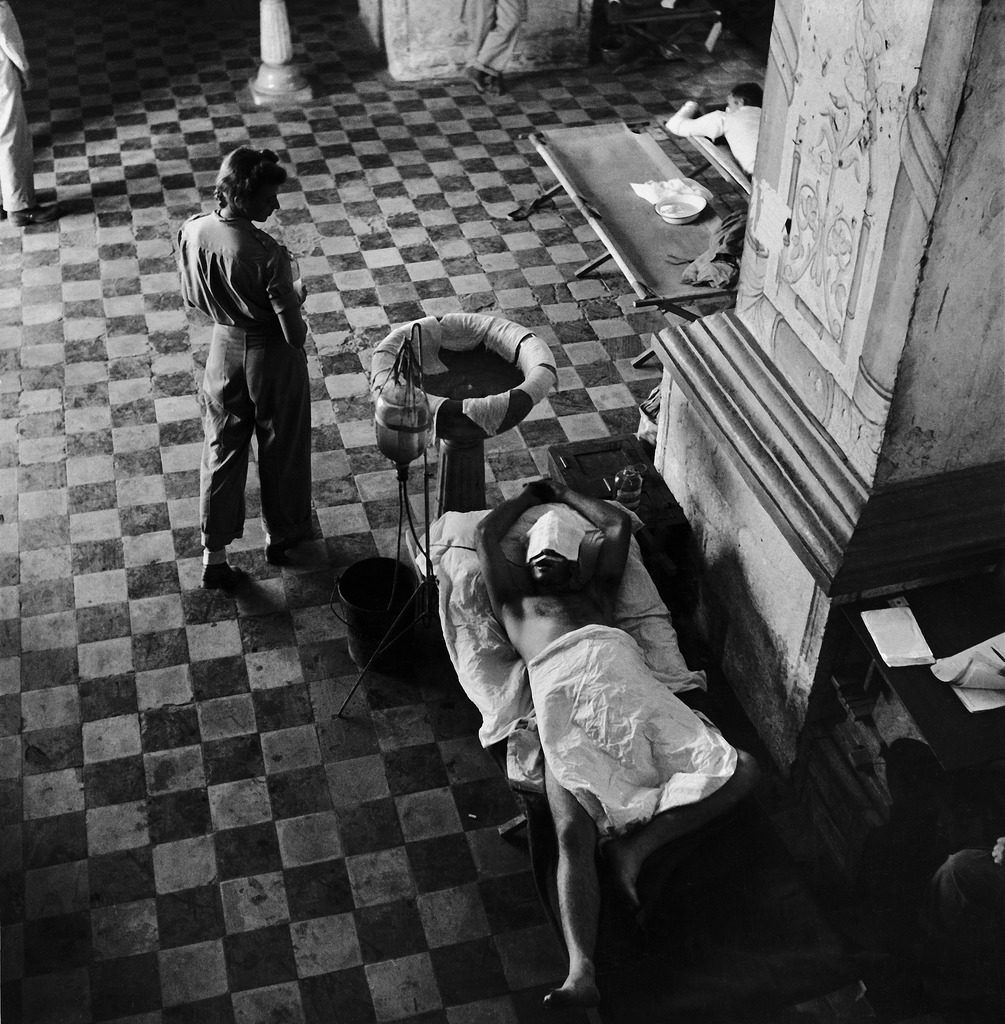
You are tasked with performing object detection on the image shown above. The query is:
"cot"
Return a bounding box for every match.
[683,133,753,196]
[510,121,736,320]
[425,503,862,1020]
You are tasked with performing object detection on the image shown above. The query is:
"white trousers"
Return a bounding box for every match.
[0,55,33,213]
[469,0,526,76]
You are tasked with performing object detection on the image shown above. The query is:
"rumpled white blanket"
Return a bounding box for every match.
[427,507,707,751]
[528,624,737,834]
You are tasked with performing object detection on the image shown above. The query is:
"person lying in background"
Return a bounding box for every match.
[475,479,760,1009]
[665,81,763,178]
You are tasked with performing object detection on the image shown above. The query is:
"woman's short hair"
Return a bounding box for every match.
[214,148,287,212]
[729,82,763,107]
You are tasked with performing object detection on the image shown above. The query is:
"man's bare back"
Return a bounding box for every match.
[502,585,610,664]
[474,479,629,666]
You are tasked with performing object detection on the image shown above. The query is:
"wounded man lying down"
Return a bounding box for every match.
[475,479,760,1010]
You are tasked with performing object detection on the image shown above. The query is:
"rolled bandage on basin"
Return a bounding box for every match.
[462,392,512,436]
[371,313,557,438]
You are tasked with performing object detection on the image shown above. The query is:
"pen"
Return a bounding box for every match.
[991,646,1005,664]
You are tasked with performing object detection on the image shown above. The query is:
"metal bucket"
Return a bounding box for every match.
[335,558,417,673]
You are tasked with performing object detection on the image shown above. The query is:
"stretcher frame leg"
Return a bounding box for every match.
[633,296,703,319]
[507,181,563,221]
[576,251,614,278]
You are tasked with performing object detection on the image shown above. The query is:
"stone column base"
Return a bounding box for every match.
[248,64,314,106]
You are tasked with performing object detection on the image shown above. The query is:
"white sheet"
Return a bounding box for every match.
[529,624,737,834]
[427,504,706,749]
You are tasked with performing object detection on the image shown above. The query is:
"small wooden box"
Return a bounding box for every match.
[546,434,689,564]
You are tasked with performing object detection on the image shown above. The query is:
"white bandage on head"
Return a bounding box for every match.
[525,510,586,564]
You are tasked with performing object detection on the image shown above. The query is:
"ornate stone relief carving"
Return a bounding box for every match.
[738,0,949,474]
[766,0,929,384]
[768,0,799,104]
[899,88,946,222]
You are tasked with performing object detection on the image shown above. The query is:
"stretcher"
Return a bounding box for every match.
[602,0,724,69]
[423,505,862,1019]
[509,121,735,320]
[684,133,753,196]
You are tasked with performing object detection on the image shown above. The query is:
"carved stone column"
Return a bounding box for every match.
[249,0,313,106]
[651,0,1002,769]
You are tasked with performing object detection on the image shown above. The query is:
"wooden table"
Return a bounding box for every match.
[509,122,735,319]
[844,573,1005,772]
[546,433,695,614]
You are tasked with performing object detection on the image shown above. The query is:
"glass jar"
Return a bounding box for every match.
[614,465,643,510]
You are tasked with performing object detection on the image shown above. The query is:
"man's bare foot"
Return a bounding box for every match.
[543,978,600,1010]
[602,834,644,910]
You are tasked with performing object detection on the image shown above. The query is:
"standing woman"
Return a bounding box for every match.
[178,148,313,589]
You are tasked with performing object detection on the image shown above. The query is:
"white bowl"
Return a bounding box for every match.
[655,194,707,224]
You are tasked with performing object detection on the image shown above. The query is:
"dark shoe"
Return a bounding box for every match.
[488,73,505,95]
[265,533,311,566]
[464,65,489,93]
[10,204,61,227]
[202,562,248,590]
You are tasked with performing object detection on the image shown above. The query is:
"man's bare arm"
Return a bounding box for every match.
[474,485,543,621]
[550,482,632,591]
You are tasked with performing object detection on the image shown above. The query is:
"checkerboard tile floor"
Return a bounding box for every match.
[0,1,763,1020]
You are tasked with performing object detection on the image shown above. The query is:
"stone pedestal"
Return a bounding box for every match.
[357,0,591,81]
[249,0,314,106]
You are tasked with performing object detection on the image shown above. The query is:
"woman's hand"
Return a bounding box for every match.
[278,306,308,349]
[993,836,1004,866]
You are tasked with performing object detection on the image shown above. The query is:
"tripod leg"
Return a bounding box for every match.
[335,581,430,718]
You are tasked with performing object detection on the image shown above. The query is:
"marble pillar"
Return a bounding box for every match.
[249,0,313,106]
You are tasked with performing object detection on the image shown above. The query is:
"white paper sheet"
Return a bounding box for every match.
[860,607,934,667]
[931,631,1005,712]
[951,687,1005,713]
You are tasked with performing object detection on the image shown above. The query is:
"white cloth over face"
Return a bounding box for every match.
[525,509,585,563]
[528,624,737,834]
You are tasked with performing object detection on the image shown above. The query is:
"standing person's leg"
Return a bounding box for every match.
[467,0,494,62]
[0,58,34,213]
[468,0,526,92]
[200,326,255,588]
[250,342,313,563]
[542,761,602,1010]
[464,0,495,93]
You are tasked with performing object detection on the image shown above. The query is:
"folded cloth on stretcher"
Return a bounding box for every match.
[426,503,707,789]
[629,177,714,205]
